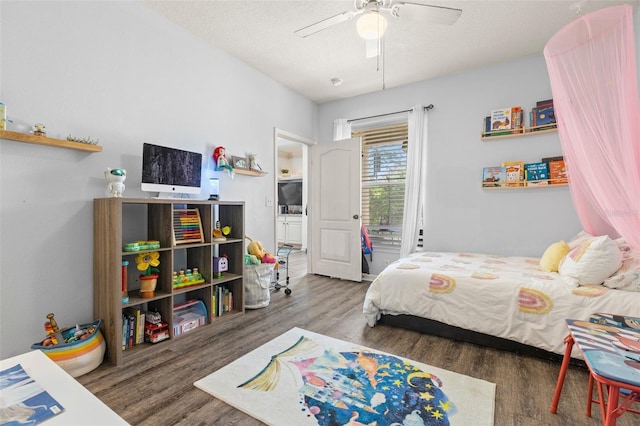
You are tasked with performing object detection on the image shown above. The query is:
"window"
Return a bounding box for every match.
[353,123,408,250]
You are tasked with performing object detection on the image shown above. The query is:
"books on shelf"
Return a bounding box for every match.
[482,153,566,189]
[212,285,233,318]
[482,166,507,187]
[122,308,145,349]
[524,162,549,186]
[483,100,556,138]
[532,99,556,130]
[0,363,65,424]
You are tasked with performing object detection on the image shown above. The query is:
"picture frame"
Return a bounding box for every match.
[230,155,248,170]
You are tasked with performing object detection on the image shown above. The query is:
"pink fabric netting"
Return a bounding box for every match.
[544,4,640,250]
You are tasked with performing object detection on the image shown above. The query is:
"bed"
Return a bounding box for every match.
[363,238,640,360]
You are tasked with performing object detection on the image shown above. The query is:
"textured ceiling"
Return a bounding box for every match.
[140,0,639,104]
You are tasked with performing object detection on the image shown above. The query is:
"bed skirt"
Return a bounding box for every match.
[378,314,586,367]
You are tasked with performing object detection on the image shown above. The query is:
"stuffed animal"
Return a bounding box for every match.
[245,236,278,267]
[246,236,265,259]
[244,254,260,265]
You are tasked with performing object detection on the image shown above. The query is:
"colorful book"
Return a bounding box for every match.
[549,160,568,184]
[524,162,549,186]
[483,116,491,134]
[536,105,556,126]
[502,161,525,186]
[510,107,523,134]
[0,363,65,424]
[491,108,512,131]
[482,166,507,187]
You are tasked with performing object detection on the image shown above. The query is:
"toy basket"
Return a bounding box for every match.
[31,319,106,378]
[244,263,274,309]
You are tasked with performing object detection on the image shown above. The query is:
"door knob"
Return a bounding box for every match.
[353,214,359,219]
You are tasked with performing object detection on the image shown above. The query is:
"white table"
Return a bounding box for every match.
[0,350,129,425]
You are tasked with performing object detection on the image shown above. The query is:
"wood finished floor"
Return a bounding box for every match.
[78,252,636,425]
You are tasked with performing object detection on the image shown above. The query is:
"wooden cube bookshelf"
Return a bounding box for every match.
[93,198,245,366]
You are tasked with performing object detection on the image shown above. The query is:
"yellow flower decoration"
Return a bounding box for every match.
[135,251,160,275]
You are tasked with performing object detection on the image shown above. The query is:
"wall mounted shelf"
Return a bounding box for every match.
[481,125,557,141]
[0,129,102,152]
[482,181,568,189]
[234,168,267,177]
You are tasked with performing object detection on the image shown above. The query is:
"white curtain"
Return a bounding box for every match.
[332,118,352,141]
[400,105,428,257]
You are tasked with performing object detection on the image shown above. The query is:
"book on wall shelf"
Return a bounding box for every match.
[490,107,512,136]
[548,159,568,184]
[524,162,549,186]
[532,99,556,130]
[482,166,507,187]
[502,160,525,187]
[510,107,523,134]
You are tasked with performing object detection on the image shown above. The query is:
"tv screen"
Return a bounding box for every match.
[141,143,202,197]
[278,180,302,206]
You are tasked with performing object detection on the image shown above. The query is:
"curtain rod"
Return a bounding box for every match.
[347,104,434,123]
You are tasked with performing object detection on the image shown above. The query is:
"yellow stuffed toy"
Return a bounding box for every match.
[245,236,278,266]
[246,236,265,259]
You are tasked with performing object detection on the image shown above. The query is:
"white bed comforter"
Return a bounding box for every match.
[363,251,640,356]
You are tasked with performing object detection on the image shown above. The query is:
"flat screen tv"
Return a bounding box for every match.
[141,142,202,197]
[278,180,302,206]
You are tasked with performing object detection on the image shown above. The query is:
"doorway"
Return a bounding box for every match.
[273,128,313,255]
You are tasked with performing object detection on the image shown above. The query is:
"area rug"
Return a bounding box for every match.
[194,327,495,425]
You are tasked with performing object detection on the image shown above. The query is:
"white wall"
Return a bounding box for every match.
[0,1,315,358]
[318,55,581,274]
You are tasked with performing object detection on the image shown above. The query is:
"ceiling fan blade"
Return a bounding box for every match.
[390,1,462,25]
[294,10,358,38]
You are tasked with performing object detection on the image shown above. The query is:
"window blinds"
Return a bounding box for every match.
[353,123,408,249]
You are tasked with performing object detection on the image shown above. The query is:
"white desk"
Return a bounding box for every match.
[0,350,129,425]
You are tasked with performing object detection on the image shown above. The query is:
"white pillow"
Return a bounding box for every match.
[603,250,640,292]
[567,230,594,250]
[558,235,622,288]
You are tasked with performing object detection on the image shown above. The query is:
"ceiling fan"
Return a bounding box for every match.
[294,0,463,55]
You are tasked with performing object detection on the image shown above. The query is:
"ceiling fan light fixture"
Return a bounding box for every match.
[356,11,387,40]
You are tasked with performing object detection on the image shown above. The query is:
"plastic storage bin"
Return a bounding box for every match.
[173,300,207,336]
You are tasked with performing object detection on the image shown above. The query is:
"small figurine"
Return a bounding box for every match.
[32,123,46,136]
[247,153,262,171]
[213,146,234,177]
[104,168,126,197]
[212,220,227,242]
[43,313,64,346]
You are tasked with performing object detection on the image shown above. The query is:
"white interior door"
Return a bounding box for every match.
[310,137,361,282]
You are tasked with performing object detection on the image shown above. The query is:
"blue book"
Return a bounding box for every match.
[525,162,549,186]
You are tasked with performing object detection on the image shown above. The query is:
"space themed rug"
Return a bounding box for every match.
[194,327,495,425]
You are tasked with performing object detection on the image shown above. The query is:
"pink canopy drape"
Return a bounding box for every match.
[544,4,640,250]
